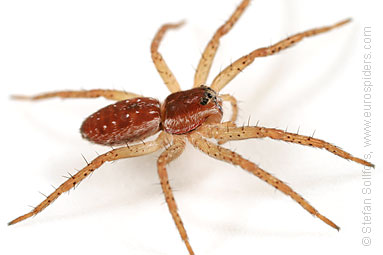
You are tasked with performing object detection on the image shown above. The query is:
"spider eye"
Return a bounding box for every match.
[200,97,209,105]
[206,92,213,99]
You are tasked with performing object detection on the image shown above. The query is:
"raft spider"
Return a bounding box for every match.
[9,0,374,254]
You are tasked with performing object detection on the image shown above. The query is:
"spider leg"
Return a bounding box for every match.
[157,136,194,255]
[210,18,351,92]
[199,124,374,167]
[219,94,239,123]
[193,0,250,88]
[8,132,168,226]
[151,22,184,93]
[187,132,340,230]
[11,89,141,101]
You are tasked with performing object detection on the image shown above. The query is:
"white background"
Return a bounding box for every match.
[0,0,382,255]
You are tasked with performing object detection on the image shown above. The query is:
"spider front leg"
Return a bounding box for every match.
[157,136,195,255]
[187,132,339,230]
[9,132,168,225]
[151,22,184,93]
[200,124,374,167]
[12,89,141,101]
[211,18,351,92]
[193,0,250,87]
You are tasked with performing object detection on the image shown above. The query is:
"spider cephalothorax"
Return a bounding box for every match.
[161,85,223,134]
[10,1,373,255]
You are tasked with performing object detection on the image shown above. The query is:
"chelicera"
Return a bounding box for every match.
[10,1,374,254]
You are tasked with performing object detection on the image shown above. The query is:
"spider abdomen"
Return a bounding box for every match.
[162,86,223,134]
[80,97,161,145]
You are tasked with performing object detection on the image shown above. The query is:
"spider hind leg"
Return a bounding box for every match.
[157,136,195,255]
[188,132,340,230]
[8,133,167,225]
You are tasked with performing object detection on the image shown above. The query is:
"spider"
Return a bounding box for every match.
[9,0,374,254]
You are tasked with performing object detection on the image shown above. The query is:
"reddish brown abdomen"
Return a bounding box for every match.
[80,97,161,145]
